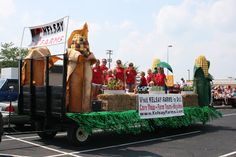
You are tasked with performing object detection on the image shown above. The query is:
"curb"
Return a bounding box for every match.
[212,105,233,109]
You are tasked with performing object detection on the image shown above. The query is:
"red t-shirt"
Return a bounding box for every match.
[146,73,155,83]
[125,68,137,84]
[100,64,108,72]
[155,73,166,86]
[115,67,125,82]
[140,76,147,86]
[105,74,114,84]
[92,66,103,84]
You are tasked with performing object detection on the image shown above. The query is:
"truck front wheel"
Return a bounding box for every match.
[67,125,89,145]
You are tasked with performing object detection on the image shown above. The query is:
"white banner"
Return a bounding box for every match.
[28,17,67,47]
[138,94,184,119]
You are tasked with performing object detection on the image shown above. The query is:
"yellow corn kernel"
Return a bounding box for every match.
[195,55,208,77]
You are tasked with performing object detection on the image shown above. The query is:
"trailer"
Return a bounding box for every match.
[13,52,222,146]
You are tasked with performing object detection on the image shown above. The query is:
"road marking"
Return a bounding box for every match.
[45,130,201,157]
[5,135,81,157]
[0,154,30,157]
[2,135,40,141]
[2,133,66,142]
[223,113,236,117]
[219,151,236,157]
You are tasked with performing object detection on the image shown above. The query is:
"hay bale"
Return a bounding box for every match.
[128,94,138,110]
[98,93,199,111]
[182,93,199,107]
[97,94,138,111]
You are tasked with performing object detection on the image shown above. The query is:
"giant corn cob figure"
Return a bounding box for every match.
[151,57,160,73]
[193,55,213,106]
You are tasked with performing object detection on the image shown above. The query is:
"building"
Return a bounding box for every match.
[212,77,236,88]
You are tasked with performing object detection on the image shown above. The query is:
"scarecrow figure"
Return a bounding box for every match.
[66,23,96,112]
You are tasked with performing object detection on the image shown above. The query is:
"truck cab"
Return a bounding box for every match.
[0,78,18,101]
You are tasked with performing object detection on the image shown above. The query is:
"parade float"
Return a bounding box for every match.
[17,20,221,145]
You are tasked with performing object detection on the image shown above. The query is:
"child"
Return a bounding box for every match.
[139,71,147,87]
[134,71,148,94]
[105,69,115,85]
[155,67,167,93]
[125,62,137,92]
[114,60,125,82]
[146,68,155,85]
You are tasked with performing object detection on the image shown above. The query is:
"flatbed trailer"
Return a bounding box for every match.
[14,54,221,145]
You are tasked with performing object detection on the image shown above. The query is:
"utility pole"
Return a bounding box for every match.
[106,50,113,69]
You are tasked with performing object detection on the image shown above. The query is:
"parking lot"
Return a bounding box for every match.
[0,108,236,157]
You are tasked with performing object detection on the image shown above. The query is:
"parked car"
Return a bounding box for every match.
[0,101,30,127]
[0,112,3,142]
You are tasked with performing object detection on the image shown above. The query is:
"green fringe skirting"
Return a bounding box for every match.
[66,106,222,135]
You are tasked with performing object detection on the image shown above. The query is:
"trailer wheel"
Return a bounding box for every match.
[67,126,89,145]
[35,122,57,140]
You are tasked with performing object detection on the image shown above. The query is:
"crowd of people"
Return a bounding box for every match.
[212,85,236,105]
[91,58,167,93]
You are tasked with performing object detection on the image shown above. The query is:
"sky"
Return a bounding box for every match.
[0,0,235,83]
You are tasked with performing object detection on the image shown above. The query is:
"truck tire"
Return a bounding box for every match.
[35,121,57,140]
[67,125,89,145]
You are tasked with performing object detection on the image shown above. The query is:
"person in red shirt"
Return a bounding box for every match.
[114,59,125,82]
[139,71,147,87]
[105,69,115,85]
[92,59,103,85]
[155,67,167,93]
[100,58,108,72]
[100,58,109,84]
[125,62,137,92]
[146,68,155,85]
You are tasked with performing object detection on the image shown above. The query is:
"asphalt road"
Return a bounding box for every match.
[0,108,236,157]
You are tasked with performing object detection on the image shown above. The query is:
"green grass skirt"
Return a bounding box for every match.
[66,106,222,135]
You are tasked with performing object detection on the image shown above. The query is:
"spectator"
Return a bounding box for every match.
[233,88,236,96]
[125,62,137,92]
[224,85,233,104]
[180,78,186,88]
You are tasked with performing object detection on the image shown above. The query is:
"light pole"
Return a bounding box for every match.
[187,69,190,81]
[106,50,113,69]
[167,45,173,74]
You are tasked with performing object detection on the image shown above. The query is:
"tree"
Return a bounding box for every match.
[0,42,28,68]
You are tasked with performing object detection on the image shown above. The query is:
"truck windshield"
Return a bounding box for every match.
[0,79,6,90]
